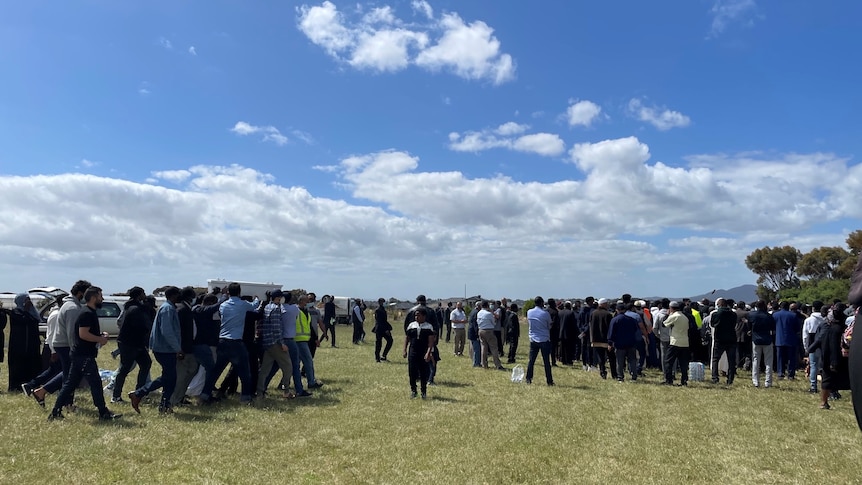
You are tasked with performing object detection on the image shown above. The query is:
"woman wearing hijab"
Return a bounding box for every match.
[810,303,851,410]
[847,251,862,430]
[6,293,43,391]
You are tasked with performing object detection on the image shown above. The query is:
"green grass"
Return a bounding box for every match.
[0,329,859,484]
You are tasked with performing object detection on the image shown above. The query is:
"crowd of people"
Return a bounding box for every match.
[1,252,861,431]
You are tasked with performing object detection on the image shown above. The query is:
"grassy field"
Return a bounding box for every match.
[0,325,859,484]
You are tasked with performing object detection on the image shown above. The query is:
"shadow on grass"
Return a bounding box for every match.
[427,395,461,403]
[434,381,473,388]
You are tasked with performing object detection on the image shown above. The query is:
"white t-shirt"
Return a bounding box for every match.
[450,308,467,329]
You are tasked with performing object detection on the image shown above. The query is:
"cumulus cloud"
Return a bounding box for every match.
[449,122,565,157]
[230,121,288,146]
[0,141,857,298]
[627,98,691,131]
[566,100,602,127]
[709,0,758,37]
[297,2,515,84]
[188,46,197,56]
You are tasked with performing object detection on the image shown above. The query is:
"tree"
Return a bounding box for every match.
[797,247,851,281]
[847,229,862,256]
[745,246,802,300]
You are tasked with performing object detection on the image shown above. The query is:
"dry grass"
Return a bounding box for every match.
[0,328,859,484]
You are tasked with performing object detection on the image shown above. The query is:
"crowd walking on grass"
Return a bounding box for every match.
[1,252,862,432]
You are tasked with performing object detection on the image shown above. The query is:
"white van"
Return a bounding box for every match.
[207,279,282,301]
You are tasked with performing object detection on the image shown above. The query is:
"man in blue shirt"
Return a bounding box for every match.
[773,301,800,380]
[526,296,554,386]
[608,303,639,382]
[200,282,258,404]
[129,286,182,414]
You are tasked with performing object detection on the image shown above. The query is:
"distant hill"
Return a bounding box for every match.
[688,284,758,304]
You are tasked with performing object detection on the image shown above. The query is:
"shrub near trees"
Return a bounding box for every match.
[745,230,861,302]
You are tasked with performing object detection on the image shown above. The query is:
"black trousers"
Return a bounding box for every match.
[113,343,152,399]
[507,336,519,363]
[593,347,609,378]
[494,330,504,355]
[665,345,690,384]
[375,332,393,361]
[711,342,737,383]
[408,355,430,393]
[51,354,108,415]
[353,322,364,344]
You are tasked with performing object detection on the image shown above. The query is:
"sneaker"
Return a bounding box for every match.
[427,381,436,386]
[128,392,142,414]
[308,382,324,389]
[110,396,125,403]
[410,391,418,399]
[808,387,818,394]
[21,383,33,396]
[753,382,760,388]
[99,411,123,421]
[297,390,313,398]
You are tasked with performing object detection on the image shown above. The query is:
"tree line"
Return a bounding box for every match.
[745,230,861,303]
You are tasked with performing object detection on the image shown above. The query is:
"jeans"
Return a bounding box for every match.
[202,339,252,401]
[193,344,216,380]
[113,344,152,400]
[752,343,774,386]
[296,341,316,387]
[375,332,393,361]
[50,346,73,396]
[283,339,306,393]
[711,341,737,383]
[51,354,108,415]
[137,352,177,409]
[27,356,62,391]
[470,339,481,367]
[665,345,690,384]
[808,352,819,389]
[776,345,798,378]
[615,347,638,381]
[526,341,554,385]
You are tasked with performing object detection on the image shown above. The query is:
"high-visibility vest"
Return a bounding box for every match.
[692,309,703,328]
[296,310,311,342]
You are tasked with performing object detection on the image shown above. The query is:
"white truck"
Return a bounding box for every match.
[206,279,283,301]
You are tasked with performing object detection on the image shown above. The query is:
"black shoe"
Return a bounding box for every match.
[308,382,324,389]
[421,393,427,399]
[380,356,388,361]
[48,411,64,421]
[547,382,555,386]
[660,381,673,386]
[678,382,688,387]
[808,387,818,394]
[525,379,532,384]
[711,378,720,384]
[297,390,313,398]
[110,397,125,403]
[158,406,173,415]
[21,383,33,396]
[410,391,418,399]
[99,411,123,421]
[496,366,507,371]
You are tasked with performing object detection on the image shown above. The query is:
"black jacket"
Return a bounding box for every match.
[118,300,152,349]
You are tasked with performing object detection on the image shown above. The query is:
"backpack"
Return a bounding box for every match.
[511,364,525,383]
[841,321,853,358]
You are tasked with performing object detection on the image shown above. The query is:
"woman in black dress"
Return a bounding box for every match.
[816,304,850,410]
[6,293,43,392]
[403,307,436,399]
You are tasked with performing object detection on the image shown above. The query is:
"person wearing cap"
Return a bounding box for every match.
[373,298,393,362]
[252,290,294,400]
[608,302,639,382]
[589,298,613,379]
[709,298,739,385]
[662,301,690,386]
[525,296,554,385]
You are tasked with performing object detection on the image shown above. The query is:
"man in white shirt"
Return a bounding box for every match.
[477,300,505,370]
[450,302,467,356]
[803,301,825,394]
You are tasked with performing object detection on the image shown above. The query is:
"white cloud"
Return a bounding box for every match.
[159,37,173,50]
[0,142,857,299]
[627,98,691,131]
[291,130,315,145]
[449,122,563,157]
[709,0,758,37]
[297,2,515,84]
[412,0,433,19]
[188,46,197,56]
[229,121,288,146]
[79,159,98,168]
[566,100,602,127]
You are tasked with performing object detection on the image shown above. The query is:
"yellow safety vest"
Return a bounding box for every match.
[692,309,703,328]
[296,310,311,342]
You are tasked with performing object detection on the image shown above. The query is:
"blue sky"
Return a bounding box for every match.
[0,0,860,300]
